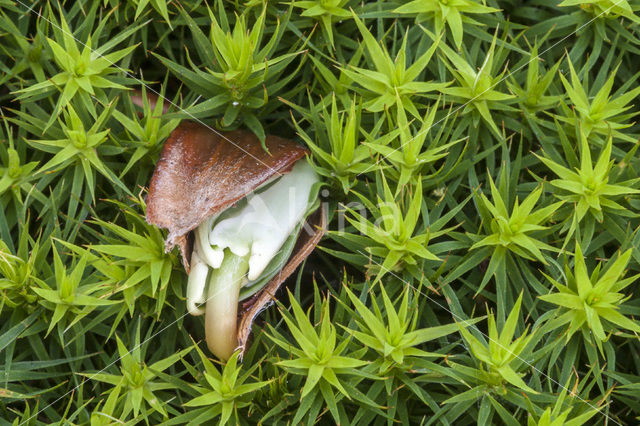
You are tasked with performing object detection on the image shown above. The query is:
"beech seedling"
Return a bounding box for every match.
[146,120,324,360]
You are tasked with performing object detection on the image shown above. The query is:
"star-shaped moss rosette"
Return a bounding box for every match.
[145,119,325,361]
[558,0,640,24]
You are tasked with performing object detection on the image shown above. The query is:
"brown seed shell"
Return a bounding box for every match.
[145,120,325,355]
[145,120,309,270]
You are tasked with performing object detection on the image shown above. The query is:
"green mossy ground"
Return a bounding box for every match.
[1,0,640,424]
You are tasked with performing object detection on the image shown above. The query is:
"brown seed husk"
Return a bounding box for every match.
[146,121,309,271]
[145,120,325,355]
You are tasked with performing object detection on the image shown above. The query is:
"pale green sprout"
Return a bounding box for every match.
[0,119,47,211]
[290,0,351,47]
[32,244,118,339]
[267,289,369,423]
[366,95,463,187]
[0,144,39,203]
[292,94,390,194]
[344,285,480,375]
[185,348,271,425]
[343,175,454,282]
[113,85,181,177]
[13,9,138,131]
[535,132,640,247]
[85,334,192,419]
[130,0,172,26]
[507,43,563,113]
[26,103,131,201]
[539,245,640,349]
[557,60,640,143]
[394,0,499,50]
[0,230,41,309]
[558,0,640,24]
[156,5,300,144]
[471,175,563,264]
[525,376,600,426]
[343,13,448,117]
[454,293,539,395]
[186,161,319,360]
[436,32,515,137]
